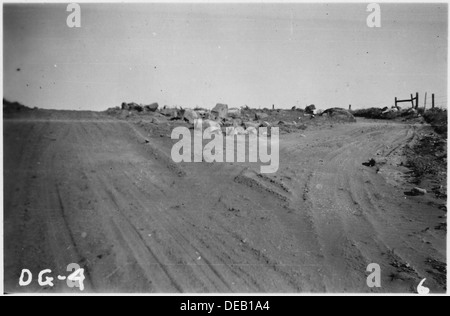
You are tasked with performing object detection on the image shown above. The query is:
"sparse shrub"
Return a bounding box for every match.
[352,107,384,119]
[407,156,437,178]
[423,108,447,136]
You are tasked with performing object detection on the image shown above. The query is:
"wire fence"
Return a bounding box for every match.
[355,94,447,109]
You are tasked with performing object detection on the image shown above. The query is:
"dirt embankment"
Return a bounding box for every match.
[3,110,446,293]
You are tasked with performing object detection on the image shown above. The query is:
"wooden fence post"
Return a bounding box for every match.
[424,92,427,112]
[432,94,435,108]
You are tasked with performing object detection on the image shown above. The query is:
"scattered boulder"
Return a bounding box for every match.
[321,107,356,122]
[243,121,261,129]
[255,112,269,120]
[226,126,246,136]
[211,103,228,119]
[305,104,316,114]
[228,108,241,118]
[196,110,208,118]
[144,102,159,112]
[382,107,398,114]
[121,102,143,112]
[405,108,418,115]
[121,102,129,110]
[201,119,222,134]
[232,118,243,127]
[277,120,293,126]
[182,108,199,124]
[412,187,427,195]
[222,117,234,127]
[160,107,179,118]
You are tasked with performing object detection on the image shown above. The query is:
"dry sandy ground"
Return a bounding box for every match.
[3,110,446,293]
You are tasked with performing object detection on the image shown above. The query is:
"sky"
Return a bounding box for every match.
[2,2,448,111]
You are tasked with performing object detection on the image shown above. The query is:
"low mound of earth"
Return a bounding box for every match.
[3,109,446,293]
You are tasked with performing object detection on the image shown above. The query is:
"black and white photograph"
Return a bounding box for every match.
[1,1,447,297]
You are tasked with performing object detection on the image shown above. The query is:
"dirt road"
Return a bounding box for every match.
[3,111,446,293]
